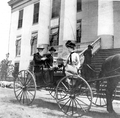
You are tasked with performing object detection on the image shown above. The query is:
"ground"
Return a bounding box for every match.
[0,86,120,118]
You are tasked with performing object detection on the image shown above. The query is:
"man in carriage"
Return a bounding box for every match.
[33,44,50,85]
[33,44,56,86]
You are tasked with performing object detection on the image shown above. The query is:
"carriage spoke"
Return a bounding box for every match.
[22,92,25,104]
[58,96,69,102]
[26,91,30,104]
[15,87,22,92]
[94,96,98,105]
[65,100,72,114]
[61,98,71,109]
[26,78,32,86]
[19,91,24,102]
[61,82,68,90]
[24,71,27,84]
[74,99,84,111]
[72,99,74,115]
[26,74,32,84]
[74,99,78,112]
[16,89,23,98]
[26,91,32,102]
[76,97,89,107]
[27,90,34,97]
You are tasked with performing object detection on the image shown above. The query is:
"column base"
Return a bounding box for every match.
[100,35,114,49]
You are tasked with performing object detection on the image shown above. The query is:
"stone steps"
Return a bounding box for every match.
[91,48,120,100]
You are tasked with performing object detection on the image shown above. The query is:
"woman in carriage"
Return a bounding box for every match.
[65,40,81,75]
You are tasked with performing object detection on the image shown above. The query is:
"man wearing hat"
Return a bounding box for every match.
[33,44,49,85]
[44,47,57,84]
[82,44,93,81]
[47,47,56,66]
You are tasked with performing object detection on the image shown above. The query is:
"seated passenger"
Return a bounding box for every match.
[46,47,56,67]
[65,40,81,75]
[33,44,47,73]
[33,44,50,85]
[64,41,81,86]
[45,47,56,84]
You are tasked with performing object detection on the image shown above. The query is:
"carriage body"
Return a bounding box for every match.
[13,53,120,116]
[13,58,93,117]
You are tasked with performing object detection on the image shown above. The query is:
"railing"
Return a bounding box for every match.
[73,37,101,64]
[53,37,101,65]
[76,37,101,56]
[91,37,101,55]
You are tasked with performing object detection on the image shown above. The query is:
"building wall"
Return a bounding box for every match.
[114,1,120,48]
[80,0,98,43]
[9,0,99,70]
[9,2,40,70]
[10,0,116,70]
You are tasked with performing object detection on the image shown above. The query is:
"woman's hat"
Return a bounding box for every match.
[37,44,44,49]
[88,45,93,49]
[49,47,56,52]
[65,40,76,49]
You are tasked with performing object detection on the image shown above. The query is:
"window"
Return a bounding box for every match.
[16,38,21,56]
[30,32,38,55]
[33,3,39,24]
[77,0,82,12]
[76,20,82,43]
[18,10,23,28]
[52,0,61,18]
[50,28,59,46]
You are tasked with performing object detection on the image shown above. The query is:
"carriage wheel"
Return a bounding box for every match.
[14,70,36,105]
[91,80,107,107]
[48,86,56,99]
[112,82,120,101]
[56,75,93,117]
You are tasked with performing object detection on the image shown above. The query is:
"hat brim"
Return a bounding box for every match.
[37,48,44,49]
[49,49,56,51]
[88,46,93,49]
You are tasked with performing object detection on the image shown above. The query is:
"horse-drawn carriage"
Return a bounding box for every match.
[13,54,120,117]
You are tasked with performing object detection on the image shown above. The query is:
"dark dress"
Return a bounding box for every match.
[83,49,92,65]
[33,52,53,85]
[33,52,46,73]
[82,49,93,81]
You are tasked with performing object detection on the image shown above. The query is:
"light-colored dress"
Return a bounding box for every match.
[65,52,81,75]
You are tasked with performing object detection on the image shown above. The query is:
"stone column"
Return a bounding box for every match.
[38,0,52,52]
[59,0,77,45]
[58,0,77,59]
[98,0,114,49]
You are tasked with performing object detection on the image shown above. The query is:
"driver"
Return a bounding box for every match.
[33,44,49,85]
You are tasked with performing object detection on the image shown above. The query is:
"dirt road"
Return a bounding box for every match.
[0,87,120,118]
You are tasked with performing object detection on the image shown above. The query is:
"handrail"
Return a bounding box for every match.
[75,37,101,56]
[53,37,101,64]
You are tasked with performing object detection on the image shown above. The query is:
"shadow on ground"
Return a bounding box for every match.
[85,110,120,118]
[10,96,120,118]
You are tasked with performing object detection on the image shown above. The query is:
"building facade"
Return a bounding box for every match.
[8,0,120,70]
